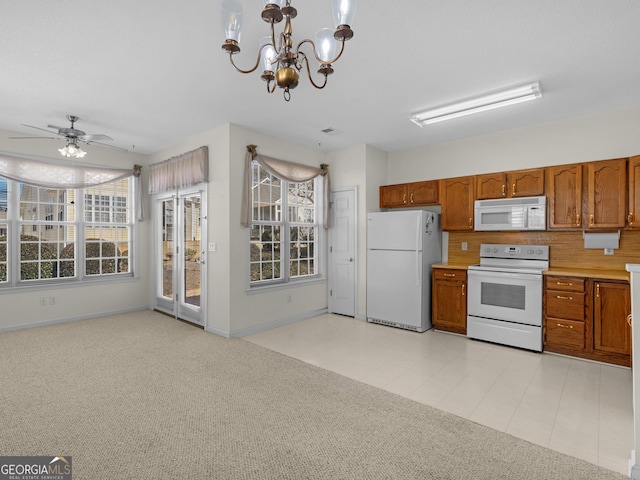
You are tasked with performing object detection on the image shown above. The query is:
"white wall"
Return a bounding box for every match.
[0,128,150,331]
[387,105,640,182]
[326,144,388,320]
[148,123,330,337]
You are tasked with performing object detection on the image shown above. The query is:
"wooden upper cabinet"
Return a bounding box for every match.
[441,176,475,231]
[379,184,408,208]
[510,168,545,197]
[476,173,507,199]
[547,164,583,229]
[628,155,640,228]
[476,168,545,200]
[409,180,439,205]
[586,158,627,229]
[379,181,438,208]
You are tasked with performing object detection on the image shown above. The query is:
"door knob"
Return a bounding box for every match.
[345,257,354,262]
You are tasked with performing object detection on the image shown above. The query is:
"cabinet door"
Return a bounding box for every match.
[432,271,467,334]
[409,180,439,205]
[593,282,631,356]
[628,155,640,228]
[441,176,475,231]
[547,164,583,229]
[476,173,507,199]
[586,158,627,229]
[509,168,545,197]
[379,184,408,208]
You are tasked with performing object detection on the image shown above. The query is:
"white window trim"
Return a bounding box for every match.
[0,177,137,289]
[247,174,325,291]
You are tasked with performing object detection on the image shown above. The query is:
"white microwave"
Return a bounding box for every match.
[474,196,546,231]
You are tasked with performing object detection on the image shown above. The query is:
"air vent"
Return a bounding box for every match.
[320,127,342,136]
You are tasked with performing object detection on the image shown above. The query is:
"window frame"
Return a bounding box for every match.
[248,162,324,290]
[0,175,136,289]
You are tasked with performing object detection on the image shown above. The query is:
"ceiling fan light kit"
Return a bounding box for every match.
[410,82,543,126]
[10,114,122,158]
[221,0,357,101]
[59,140,87,158]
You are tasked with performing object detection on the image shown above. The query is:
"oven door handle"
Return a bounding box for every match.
[467,270,542,281]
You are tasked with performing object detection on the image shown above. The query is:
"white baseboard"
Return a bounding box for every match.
[206,308,328,339]
[0,306,151,334]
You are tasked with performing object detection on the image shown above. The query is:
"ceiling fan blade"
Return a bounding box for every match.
[46,124,66,130]
[22,124,62,136]
[80,134,114,142]
[86,140,128,151]
[9,136,58,140]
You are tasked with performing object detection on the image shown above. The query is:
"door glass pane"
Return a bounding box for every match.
[162,199,174,299]
[183,195,201,307]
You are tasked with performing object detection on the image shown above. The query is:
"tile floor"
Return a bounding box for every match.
[245,314,633,476]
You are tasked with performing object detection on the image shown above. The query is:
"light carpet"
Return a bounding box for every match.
[0,310,628,480]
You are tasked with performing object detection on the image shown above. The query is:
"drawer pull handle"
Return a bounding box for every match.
[502,185,506,196]
[628,314,633,327]
[468,217,473,228]
[410,193,414,203]
[557,323,574,329]
[403,194,407,204]
[576,213,581,226]
[443,273,456,277]
[629,213,634,226]
[556,281,573,286]
[462,284,465,296]
[512,183,516,196]
[596,284,600,298]
[556,295,573,300]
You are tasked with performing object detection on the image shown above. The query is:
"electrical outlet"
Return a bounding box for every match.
[604,248,614,255]
[39,297,47,306]
[49,296,56,305]
[461,242,468,251]
[208,242,217,252]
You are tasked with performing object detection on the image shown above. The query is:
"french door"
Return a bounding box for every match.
[153,186,206,325]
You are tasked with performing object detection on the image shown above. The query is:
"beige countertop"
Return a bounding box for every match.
[432,263,629,282]
[543,267,629,282]
[431,263,472,270]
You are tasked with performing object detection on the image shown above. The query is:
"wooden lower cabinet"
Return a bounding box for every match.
[432,268,467,334]
[544,275,631,367]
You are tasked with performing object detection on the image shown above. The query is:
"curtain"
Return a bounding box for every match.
[0,152,144,221]
[148,146,208,194]
[241,144,330,229]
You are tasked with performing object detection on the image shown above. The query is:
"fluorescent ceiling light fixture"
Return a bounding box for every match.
[410,82,542,127]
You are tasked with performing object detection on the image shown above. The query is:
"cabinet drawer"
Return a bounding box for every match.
[433,269,466,281]
[545,276,585,292]
[546,318,585,349]
[545,291,585,320]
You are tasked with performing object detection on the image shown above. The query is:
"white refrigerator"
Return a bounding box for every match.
[366,210,441,332]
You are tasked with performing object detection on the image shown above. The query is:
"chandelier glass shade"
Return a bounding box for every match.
[221,0,357,101]
[58,140,87,158]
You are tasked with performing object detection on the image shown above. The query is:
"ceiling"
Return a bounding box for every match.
[1,0,640,156]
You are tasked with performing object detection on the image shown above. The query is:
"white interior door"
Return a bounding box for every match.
[153,186,206,325]
[329,188,356,317]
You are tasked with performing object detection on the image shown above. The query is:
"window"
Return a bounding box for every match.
[249,161,319,285]
[0,175,134,286]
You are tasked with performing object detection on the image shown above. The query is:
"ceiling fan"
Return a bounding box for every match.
[10,115,126,155]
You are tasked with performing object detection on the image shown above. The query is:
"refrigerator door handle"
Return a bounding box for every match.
[415,215,421,286]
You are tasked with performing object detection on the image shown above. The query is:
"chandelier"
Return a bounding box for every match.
[58,140,87,158]
[221,0,357,101]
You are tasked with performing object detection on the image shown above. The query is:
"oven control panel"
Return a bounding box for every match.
[480,244,549,261]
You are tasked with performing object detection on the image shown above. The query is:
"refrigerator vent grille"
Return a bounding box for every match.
[368,318,421,332]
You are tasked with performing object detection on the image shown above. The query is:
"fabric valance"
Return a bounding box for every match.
[241,144,330,229]
[148,146,209,194]
[0,152,144,221]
